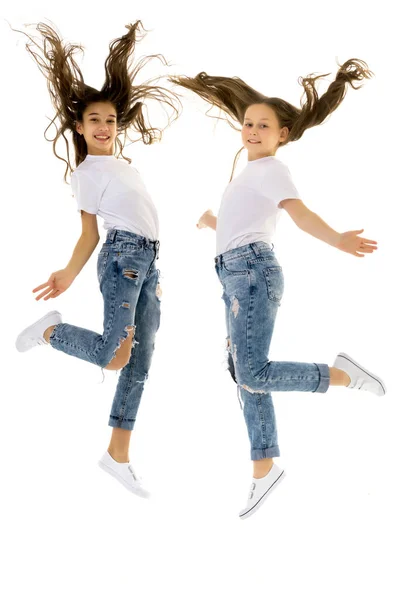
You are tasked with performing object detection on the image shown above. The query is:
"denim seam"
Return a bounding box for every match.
[92,259,119,362]
[51,334,93,361]
[246,269,258,379]
[256,395,267,447]
[117,349,136,423]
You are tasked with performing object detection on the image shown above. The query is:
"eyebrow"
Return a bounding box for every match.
[88,113,116,118]
[244,117,271,121]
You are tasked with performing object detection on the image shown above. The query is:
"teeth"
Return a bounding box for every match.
[95,136,109,140]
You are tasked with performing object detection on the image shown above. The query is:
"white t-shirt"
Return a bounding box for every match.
[216,156,301,255]
[71,154,159,240]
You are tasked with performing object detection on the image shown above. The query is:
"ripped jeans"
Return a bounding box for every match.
[49,229,161,430]
[215,241,330,460]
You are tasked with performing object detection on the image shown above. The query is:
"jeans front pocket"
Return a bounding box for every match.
[264,266,284,304]
[97,251,109,286]
[222,258,249,276]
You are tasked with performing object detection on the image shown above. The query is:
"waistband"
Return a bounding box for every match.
[105,228,160,251]
[214,241,274,266]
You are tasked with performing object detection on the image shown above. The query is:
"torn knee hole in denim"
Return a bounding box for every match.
[120,301,130,309]
[231,296,240,318]
[226,338,237,364]
[123,269,139,280]
[111,325,135,362]
[241,384,267,395]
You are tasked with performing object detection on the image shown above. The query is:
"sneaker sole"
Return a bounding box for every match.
[239,470,285,520]
[335,352,386,396]
[98,460,150,499]
[15,310,62,352]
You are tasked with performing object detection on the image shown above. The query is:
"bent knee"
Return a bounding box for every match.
[104,355,130,371]
[103,327,135,371]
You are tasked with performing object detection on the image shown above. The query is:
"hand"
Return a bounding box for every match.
[197,209,214,229]
[33,268,76,301]
[337,229,378,257]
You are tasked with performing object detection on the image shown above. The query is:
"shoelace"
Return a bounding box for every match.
[127,465,142,483]
[29,337,46,347]
[353,376,367,391]
[248,482,256,499]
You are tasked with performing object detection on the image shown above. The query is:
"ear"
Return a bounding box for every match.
[75,122,83,135]
[280,126,289,143]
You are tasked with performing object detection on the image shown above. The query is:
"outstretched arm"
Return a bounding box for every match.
[280,198,377,257]
[65,211,100,276]
[33,211,100,301]
[197,209,217,231]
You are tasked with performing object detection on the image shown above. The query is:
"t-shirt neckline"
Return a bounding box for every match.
[247,155,277,165]
[85,154,117,160]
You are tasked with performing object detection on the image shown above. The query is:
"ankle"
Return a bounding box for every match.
[329,367,351,387]
[253,458,274,479]
[107,448,129,463]
[44,325,55,343]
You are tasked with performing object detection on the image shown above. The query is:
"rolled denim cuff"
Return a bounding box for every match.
[314,363,330,393]
[251,445,280,460]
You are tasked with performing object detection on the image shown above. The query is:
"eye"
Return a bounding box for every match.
[245,123,252,127]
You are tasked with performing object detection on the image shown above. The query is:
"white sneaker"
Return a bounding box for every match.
[98,451,150,499]
[334,352,386,396]
[239,464,285,520]
[15,310,62,352]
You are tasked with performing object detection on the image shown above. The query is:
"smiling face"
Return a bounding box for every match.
[76,101,118,155]
[241,103,289,161]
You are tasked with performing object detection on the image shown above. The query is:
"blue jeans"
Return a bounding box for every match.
[50,229,161,431]
[215,242,330,460]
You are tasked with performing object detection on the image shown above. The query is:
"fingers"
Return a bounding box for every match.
[34,287,54,301]
[48,290,62,299]
[32,282,52,293]
[43,290,57,301]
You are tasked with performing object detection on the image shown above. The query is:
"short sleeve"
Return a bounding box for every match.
[264,162,301,208]
[71,170,103,215]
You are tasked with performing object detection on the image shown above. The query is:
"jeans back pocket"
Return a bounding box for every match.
[264,266,284,304]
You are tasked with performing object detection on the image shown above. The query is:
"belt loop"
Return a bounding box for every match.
[250,242,261,257]
[109,229,117,243]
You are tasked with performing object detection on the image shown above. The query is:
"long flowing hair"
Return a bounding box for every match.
[12,21,181,181]
[170,59,373,180]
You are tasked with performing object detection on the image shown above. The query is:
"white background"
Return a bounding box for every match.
[1,1,399,598]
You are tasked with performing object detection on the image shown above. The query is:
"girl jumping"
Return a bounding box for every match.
[170,60,386,519]
[14,21,180,498]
